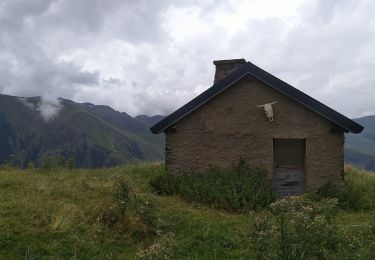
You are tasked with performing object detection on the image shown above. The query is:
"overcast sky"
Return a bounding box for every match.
[0,0,374,118]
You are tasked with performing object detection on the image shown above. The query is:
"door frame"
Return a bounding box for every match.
[272,138,307,196]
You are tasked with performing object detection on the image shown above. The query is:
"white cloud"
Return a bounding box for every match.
[36,95,63,121]
[18,95,63,121]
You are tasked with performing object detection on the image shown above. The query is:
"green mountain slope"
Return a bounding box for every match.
[345,115,375,170]
[0,94,164,168]
[2,93,373,170]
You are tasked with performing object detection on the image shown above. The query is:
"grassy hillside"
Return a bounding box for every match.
[0,94,164,168]
[0,164,374,259]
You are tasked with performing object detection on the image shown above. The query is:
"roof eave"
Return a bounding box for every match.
[150,62,364,135]
[150,65,252,134]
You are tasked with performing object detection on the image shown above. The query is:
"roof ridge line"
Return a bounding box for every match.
[150,62,364,134]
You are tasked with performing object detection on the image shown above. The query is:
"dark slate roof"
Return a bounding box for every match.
[150,62,364,134]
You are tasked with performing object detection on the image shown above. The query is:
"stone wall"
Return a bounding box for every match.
[165,76,344,191]
[213,59,246,83]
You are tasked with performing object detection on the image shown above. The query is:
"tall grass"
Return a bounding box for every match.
[0,164,374,259]
[345,165,375,209]
[50,203,82,233]
[0,164,164,259]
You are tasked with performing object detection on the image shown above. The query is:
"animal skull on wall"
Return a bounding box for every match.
[257,101,278,121]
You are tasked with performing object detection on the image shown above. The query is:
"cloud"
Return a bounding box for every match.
[0,0,55,32]
[0,0,374,118]
[36,96,63,121]
[0,29,100,100]
[19,95,63,121]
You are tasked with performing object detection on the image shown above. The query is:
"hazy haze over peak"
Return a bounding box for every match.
[0,0,374,117]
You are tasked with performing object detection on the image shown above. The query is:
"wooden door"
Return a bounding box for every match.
[273,139,306,198]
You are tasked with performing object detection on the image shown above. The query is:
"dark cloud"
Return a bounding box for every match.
[0,0,55,31]
[0,34,99,99]
[0,0,374,118]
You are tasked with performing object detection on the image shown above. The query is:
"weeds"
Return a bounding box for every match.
[306,168,375,210]
[248,196,368,259]
[137,232,176,260]
[112,176,131,212]
[150,160,275,211]
[98,176,160,235]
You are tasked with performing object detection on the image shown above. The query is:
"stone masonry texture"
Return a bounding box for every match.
[164,76,344,192]
[213,59,246,83]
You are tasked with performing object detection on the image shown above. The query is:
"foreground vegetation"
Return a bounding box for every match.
[150,162,275,211]
[0,164,374,259]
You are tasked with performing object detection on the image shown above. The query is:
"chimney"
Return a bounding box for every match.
[213,58,246,84]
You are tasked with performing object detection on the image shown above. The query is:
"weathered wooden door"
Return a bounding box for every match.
[273,139,305,198]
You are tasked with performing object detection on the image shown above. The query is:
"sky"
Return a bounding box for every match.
[0,0,374,118]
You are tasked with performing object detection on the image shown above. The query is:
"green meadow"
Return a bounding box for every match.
[0,164,374,259]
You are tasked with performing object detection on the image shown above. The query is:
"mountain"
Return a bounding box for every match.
[0,94,164,168]
[345,115,375,171]
[135,115,165,127]
[1,93,374,170]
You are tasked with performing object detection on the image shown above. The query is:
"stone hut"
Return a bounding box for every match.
[150,59,364,197]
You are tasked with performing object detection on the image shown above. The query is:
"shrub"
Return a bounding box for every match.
[270,197,340,259]
[112,176,131,212]
[134,196,159,232]
[149,174,179,196]
[248,211,279,259]
[306,178,369,210]
[98,176,160,235]
[40,156,66,171]
[305,167,375,210]
[137,232,176,260]
[26,162,36,171]
[150,160,275,211]
[39,156,75,171]
[337,178,369,210]
[248,196,358,259]
[98,200,123,228]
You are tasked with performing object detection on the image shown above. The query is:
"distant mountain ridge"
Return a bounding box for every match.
[345,115,375,171]
[0,93,374,170]
[0,94,164,168]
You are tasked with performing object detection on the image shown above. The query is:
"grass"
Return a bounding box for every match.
[0,164,374,259]
[345,165,375,209]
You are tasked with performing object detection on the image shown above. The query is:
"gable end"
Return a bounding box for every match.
[151,62,364,134]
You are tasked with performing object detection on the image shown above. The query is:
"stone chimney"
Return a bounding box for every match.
[213,58,246,84]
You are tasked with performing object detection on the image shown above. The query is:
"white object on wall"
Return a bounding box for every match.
[257,101,278,121]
